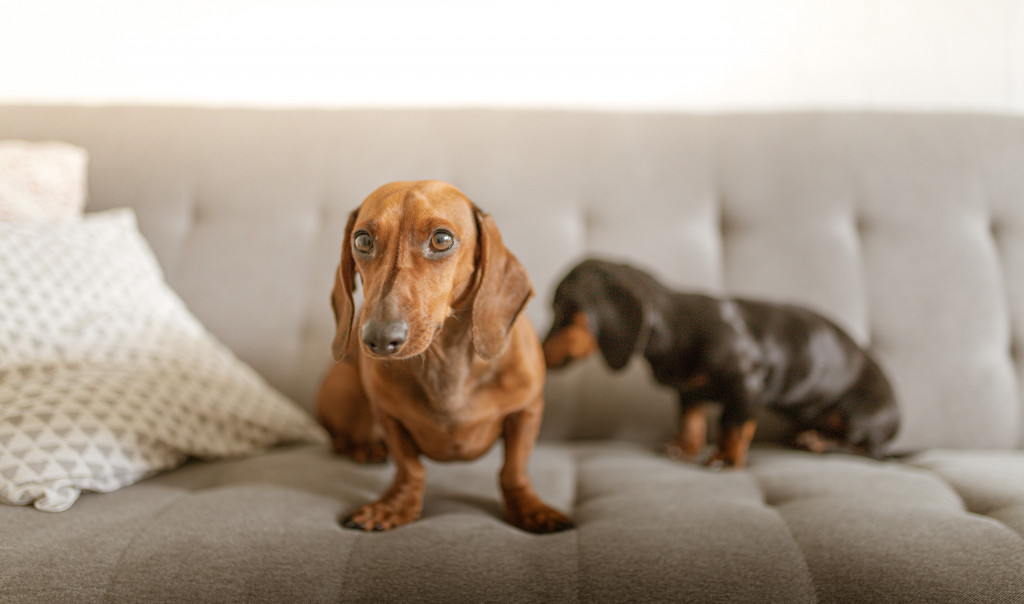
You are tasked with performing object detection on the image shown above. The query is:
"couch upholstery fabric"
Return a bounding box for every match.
[1,107,1023,602]
[5,444,1024,603]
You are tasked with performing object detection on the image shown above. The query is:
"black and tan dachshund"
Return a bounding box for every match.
[542,259,899,468]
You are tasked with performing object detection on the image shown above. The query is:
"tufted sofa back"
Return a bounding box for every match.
[2,107,1021,453]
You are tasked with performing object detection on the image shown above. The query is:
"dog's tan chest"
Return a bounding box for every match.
[365,357,521,462]
[406,411,504,461]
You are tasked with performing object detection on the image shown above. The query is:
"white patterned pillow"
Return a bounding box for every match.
[0,209,326,511]
[0,140,88,221]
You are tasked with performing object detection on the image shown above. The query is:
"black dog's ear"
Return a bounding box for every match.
[591,284,645,370]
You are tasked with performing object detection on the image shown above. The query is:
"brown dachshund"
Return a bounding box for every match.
[317,180,573,533]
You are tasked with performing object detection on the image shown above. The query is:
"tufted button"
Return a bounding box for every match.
[854,213,870,236]
[989,216,1003,241]
[187,194,204,225]
[866,328,886,352]
[718,209,737,237]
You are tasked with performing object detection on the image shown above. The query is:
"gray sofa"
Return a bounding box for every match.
[3,106,1024,603]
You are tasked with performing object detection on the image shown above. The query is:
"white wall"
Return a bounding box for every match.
[1,0,1021,113]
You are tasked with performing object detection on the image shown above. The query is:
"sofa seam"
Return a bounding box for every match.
[968,506,1024,545]
[102,491,195,603]
[335,525,364,602]
[572,447,583,604]
[749,469,821,604]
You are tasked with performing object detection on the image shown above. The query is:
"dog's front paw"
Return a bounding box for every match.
[342,501,421,532]
[506,500,575,534]
[705,448,744,471]
[794,429,831,454]
[663,439,706,463]
[330,433,388,464]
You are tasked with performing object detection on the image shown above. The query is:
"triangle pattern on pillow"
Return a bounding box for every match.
[0,210,325,512]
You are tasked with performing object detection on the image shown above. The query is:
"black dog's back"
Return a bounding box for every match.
[712,297,898,454]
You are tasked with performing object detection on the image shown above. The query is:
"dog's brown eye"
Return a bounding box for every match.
[430,230,455,252]
[353,231,374,255]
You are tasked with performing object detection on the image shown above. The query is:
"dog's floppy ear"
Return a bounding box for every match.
[471,206,534,361]
[591,283,645,370]
[331,209,360,361]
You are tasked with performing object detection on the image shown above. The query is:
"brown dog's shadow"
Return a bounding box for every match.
[422,493,506,525]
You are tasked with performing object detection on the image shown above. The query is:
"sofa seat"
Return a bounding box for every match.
[7,443,1023,603]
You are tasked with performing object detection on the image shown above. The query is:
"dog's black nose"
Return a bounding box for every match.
[362,320,409,356]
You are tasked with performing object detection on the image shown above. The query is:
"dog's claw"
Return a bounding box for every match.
[341,514,386,532]
[507,501,575,534]
[704,449,736,471]
[553,520,576,532]
[342,515,364,530]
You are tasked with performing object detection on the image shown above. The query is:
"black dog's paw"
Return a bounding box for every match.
[662,440,710,464]
[794,430,832,454]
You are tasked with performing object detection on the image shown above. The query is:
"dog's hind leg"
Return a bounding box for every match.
[315,355,387,463]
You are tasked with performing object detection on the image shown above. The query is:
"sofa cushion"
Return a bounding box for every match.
[910,449,1024,534]
[4,443,1023,603]
[0,209,325,512]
